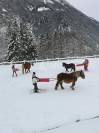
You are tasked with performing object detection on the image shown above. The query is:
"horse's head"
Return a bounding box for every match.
[80,70,85,79]
[62,62,66,67]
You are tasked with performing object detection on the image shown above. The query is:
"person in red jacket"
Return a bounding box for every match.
[83,59,89,71]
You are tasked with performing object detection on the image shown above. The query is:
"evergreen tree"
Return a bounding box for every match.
[19,22,37,60]
[7,32,20,61]
[6,19,20,61]
[6,18,37,61]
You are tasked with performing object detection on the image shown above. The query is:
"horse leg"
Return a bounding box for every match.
[55,80,60,90]
[66,68,69,72]
[74,66,76,71]
[60,81,64,89]
[26,69,28,73]
[70,81,75,90]
[71,67,75,72]
[27,69,29,73]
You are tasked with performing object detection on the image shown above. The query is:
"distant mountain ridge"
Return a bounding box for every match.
[0,0,99,60]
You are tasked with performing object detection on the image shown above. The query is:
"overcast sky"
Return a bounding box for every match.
[68,0,99,21]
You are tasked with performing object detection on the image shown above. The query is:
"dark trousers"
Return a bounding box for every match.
[33,83,38,92]
[84,64,88,71]
[13,70,17,76]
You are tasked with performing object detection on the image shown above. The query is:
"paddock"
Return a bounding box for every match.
[0,58,99,132]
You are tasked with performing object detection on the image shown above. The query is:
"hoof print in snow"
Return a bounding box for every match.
[76,119,80,122]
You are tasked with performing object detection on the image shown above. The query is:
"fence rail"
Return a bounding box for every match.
[0,55,99,65]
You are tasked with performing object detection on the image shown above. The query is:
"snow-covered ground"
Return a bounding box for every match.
[0,58,99,133]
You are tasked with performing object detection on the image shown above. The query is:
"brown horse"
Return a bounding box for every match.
[55,70,85,90]
[62,62,76,72]
[23,62,31,73]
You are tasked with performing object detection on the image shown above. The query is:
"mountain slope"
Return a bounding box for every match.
[0,0,99,60]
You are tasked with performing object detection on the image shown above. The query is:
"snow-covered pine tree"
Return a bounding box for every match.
[6,18,37,61]
[19,22,37,60]
[6,19,20,61]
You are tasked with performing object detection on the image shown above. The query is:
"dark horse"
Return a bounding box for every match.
[23,62,31,73]
[62,62,76,72]
[55,70,85,90]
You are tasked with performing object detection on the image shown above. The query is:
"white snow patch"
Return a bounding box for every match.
[45,0,54,4]
[0,58,99,132]
[55,0,72,7]
[28,5,34,11]
[0,27,7,35]
[2,8,7,12]
[38,7,50,12]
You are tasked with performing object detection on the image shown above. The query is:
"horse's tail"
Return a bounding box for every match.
[56,74,59,81]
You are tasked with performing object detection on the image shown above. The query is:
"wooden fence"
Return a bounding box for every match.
[0,55,99,65]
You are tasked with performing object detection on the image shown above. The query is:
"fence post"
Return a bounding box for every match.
[22,63,24,74]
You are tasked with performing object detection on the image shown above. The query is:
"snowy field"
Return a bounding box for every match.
[0,58,99,133]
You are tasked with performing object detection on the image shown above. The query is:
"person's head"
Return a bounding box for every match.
[12,64,14,67]
[85,58,88,61]
[33,72,36,75]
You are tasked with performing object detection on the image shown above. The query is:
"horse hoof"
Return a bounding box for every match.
[72,88,75,91]
[70,86,75,90]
